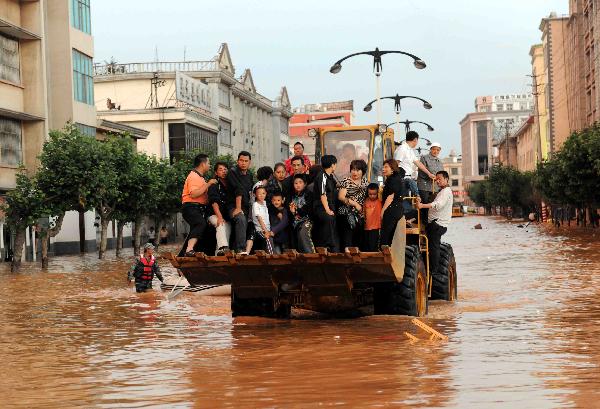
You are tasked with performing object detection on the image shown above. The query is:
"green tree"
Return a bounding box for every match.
[38,124,107,253]
[1,171,47,271]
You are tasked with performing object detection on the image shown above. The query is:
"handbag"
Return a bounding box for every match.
[347,211,360,230]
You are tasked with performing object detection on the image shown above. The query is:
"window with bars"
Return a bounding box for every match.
[71,0,91,34]
[72,49,94,105]
[0,117,22,167]
[0,34,20,84]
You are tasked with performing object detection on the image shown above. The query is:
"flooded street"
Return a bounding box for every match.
[1,216,599,408]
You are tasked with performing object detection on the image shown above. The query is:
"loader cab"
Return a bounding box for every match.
[312,125,395,183]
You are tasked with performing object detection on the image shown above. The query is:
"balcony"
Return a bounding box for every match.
[94,60,218,76]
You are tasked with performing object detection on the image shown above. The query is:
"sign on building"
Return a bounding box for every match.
[175,71,214,116]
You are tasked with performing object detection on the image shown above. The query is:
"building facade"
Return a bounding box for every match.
[0,0,104,260]
[442,150,465,205]
[93,43,292,167]
[514,116,538,172]
[460,94,532,185]
[529,44,550,161]
[540,14,572,153]
[288,100,354,160]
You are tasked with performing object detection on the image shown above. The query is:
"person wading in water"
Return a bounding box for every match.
[128,243,164,293]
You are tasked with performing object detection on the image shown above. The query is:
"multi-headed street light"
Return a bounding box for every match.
[329,47,427,124]
[387,120,435,133]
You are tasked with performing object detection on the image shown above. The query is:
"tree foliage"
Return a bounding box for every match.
[470,123,600,218]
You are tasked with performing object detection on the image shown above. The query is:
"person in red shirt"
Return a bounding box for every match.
[181,154,217,256]
[285,141,312,175]
[363,183,382,251]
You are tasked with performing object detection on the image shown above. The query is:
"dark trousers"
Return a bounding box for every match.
[315,209,339,252]
[363,229,380,252]
[229,211,248,252]
[419,190,433,224]
[135,280,153,293]
[337,215,362,250]
[380,203,403,247]
[182,204,208,243]
[426,221,448,276]
[293,220,315,253]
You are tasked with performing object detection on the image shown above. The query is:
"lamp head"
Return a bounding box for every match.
[423,101,433,109]
[414,59,427,69]
[363,104,373,112]
[330,63,342,74]
[427,125,434,132]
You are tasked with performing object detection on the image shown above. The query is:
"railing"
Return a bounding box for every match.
[94,60,218,76]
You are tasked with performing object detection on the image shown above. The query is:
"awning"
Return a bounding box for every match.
[96,119,150,139]
[0,17,41,40]
[0,107,44,121]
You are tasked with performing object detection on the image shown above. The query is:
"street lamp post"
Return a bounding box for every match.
[387,120,435,134]
[364,95,432,136]
[329,48,427,124]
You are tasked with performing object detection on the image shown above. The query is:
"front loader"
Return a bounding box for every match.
[163,124,457,318]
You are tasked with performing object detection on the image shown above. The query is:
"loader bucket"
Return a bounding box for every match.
[162,219,406,300]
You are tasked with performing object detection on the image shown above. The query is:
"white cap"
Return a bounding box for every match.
[430,142,442,149]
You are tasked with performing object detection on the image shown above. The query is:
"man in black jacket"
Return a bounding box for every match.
[208,162,231,255]
[226,151,254,253]
[313,154,340,252]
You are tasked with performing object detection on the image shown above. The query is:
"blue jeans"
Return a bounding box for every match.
[403,178,419,214]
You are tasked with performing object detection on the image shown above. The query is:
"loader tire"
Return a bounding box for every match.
[373,245,428,316]
[231,291,291,319]
[431,243,457,301]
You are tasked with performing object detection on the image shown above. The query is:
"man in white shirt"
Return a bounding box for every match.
[394,131,436,213]
[417,170,453,279]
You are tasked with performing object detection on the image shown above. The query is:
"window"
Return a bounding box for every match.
[322,129,372,180]
[219,84,230,108]
[280,142,289,161]
[219,120,231,146]
[168,123,217,162]
[71,0,91,34]
[451,167,458,175]
[496,104,504,111]
[452,179,459,187]
[72,49,94,105]
[0,34,20,84]
[0,117,22,166]
[506,103,513,111]
[74,123,96,137]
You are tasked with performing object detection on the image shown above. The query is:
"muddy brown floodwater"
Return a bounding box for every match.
[1,216,599,408]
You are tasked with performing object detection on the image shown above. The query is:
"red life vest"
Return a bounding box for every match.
[139,256,156,280]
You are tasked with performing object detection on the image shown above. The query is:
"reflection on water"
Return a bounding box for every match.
[0,218,599,408]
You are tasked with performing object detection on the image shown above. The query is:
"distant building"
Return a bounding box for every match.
[460,94,532,185]
[442,150,465,205]
[93,43,292,167]
[288,100,354,160]
[514,116,537,172]
[540,14,572,153]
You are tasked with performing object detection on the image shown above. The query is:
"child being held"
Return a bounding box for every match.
[251,185,274,254]
[269,192,289,254]
[363,183,382,251]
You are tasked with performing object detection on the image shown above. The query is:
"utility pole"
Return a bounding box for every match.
[150,72,166,108]
[527,74,545,164]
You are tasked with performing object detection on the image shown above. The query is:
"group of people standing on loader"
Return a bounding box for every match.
[179,133,453,281]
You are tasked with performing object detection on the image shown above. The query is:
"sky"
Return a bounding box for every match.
[92,0,568,155]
